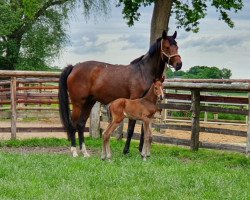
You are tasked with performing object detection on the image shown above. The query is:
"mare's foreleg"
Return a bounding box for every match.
[123,119,136,154]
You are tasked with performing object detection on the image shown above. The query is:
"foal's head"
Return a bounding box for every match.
[153,77,165,100]
[161,31,182,71]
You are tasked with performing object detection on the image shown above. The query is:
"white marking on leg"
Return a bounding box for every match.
[141,143,146,157]
[81,143,90,157]
[101,143,106,160]
[70,147,78,157]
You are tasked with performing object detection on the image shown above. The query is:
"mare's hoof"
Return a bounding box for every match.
[71,147,78,157]
[123,148,130,155]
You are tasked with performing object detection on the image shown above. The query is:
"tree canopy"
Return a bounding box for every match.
[166,66,232,79]
[0,0,110,71]
[0,0,244,71]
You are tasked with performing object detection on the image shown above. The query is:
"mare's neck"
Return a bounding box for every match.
[142,84,158,104]
[140,45,165,81]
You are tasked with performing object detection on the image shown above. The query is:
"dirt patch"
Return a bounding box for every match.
[0,146,99,156]
[0,120,247,146]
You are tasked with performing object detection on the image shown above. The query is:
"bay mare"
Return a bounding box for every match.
[58,30,182,157]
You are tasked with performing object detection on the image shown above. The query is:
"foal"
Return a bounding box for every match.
[102,78,164,161]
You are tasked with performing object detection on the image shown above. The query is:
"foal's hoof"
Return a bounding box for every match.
[101,155,106,160]
[73,153,78,157]
[82,151,90,158]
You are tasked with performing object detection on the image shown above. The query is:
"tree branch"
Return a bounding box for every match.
[13,0,70,37]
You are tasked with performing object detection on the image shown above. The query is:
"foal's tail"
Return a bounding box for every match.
[58,65,74,140]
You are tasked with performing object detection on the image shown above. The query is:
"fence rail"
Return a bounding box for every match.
[0,70,249,155]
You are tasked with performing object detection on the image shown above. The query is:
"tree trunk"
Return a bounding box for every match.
[150,0,173,45]
[5,35,22,70]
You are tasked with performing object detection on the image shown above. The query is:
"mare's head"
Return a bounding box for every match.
[153,76,165,100]
[160,30,182,71]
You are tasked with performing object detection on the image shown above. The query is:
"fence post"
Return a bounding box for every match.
[10,77,17,139]
[90,102,101,138]
[246,93,250,156]
[190,89,200,151]
[204,92,208,122]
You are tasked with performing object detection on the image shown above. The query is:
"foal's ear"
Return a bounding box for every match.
[153,78,156,83]
[162,30,167,39]
[172,31,177,39]
[161,76,165,83]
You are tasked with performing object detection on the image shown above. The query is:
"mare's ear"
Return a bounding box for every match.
[162,30,167,39]
[172,31,177,39]
[161,76,165,83]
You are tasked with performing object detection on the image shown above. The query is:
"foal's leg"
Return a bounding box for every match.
[139,124,144,152]
[146,121,153,157]
[101,123,112,160]
[70,105,82,157]
[102,121,121,160]
[141,120,150,161]
[123,119,136,154]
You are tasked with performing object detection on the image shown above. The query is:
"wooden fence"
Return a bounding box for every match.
[0,70,249,155]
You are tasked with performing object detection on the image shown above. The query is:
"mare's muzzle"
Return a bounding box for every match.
[175,62,182,71]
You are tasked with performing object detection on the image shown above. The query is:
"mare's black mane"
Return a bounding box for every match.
[130,55,144,64]
[130,37,162,65]
[129,35,177,65]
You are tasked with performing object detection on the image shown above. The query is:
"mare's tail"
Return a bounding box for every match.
[58,65,74,140]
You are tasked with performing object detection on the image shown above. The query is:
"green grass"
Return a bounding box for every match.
[0,138,250,200]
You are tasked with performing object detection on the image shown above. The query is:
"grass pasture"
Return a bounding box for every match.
[0,138,249,200]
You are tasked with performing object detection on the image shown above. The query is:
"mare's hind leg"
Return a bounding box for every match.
[70,105,82,157]
[123,119,136,154]
[77,99,96,157]
[77,121,89,158]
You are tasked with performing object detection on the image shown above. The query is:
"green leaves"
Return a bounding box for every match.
[118,0,244,32]
[166,66,232,79]
[0,0,111,70]
[117,0,154,26]
[173,0,207,33]
[0,3,23,36]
